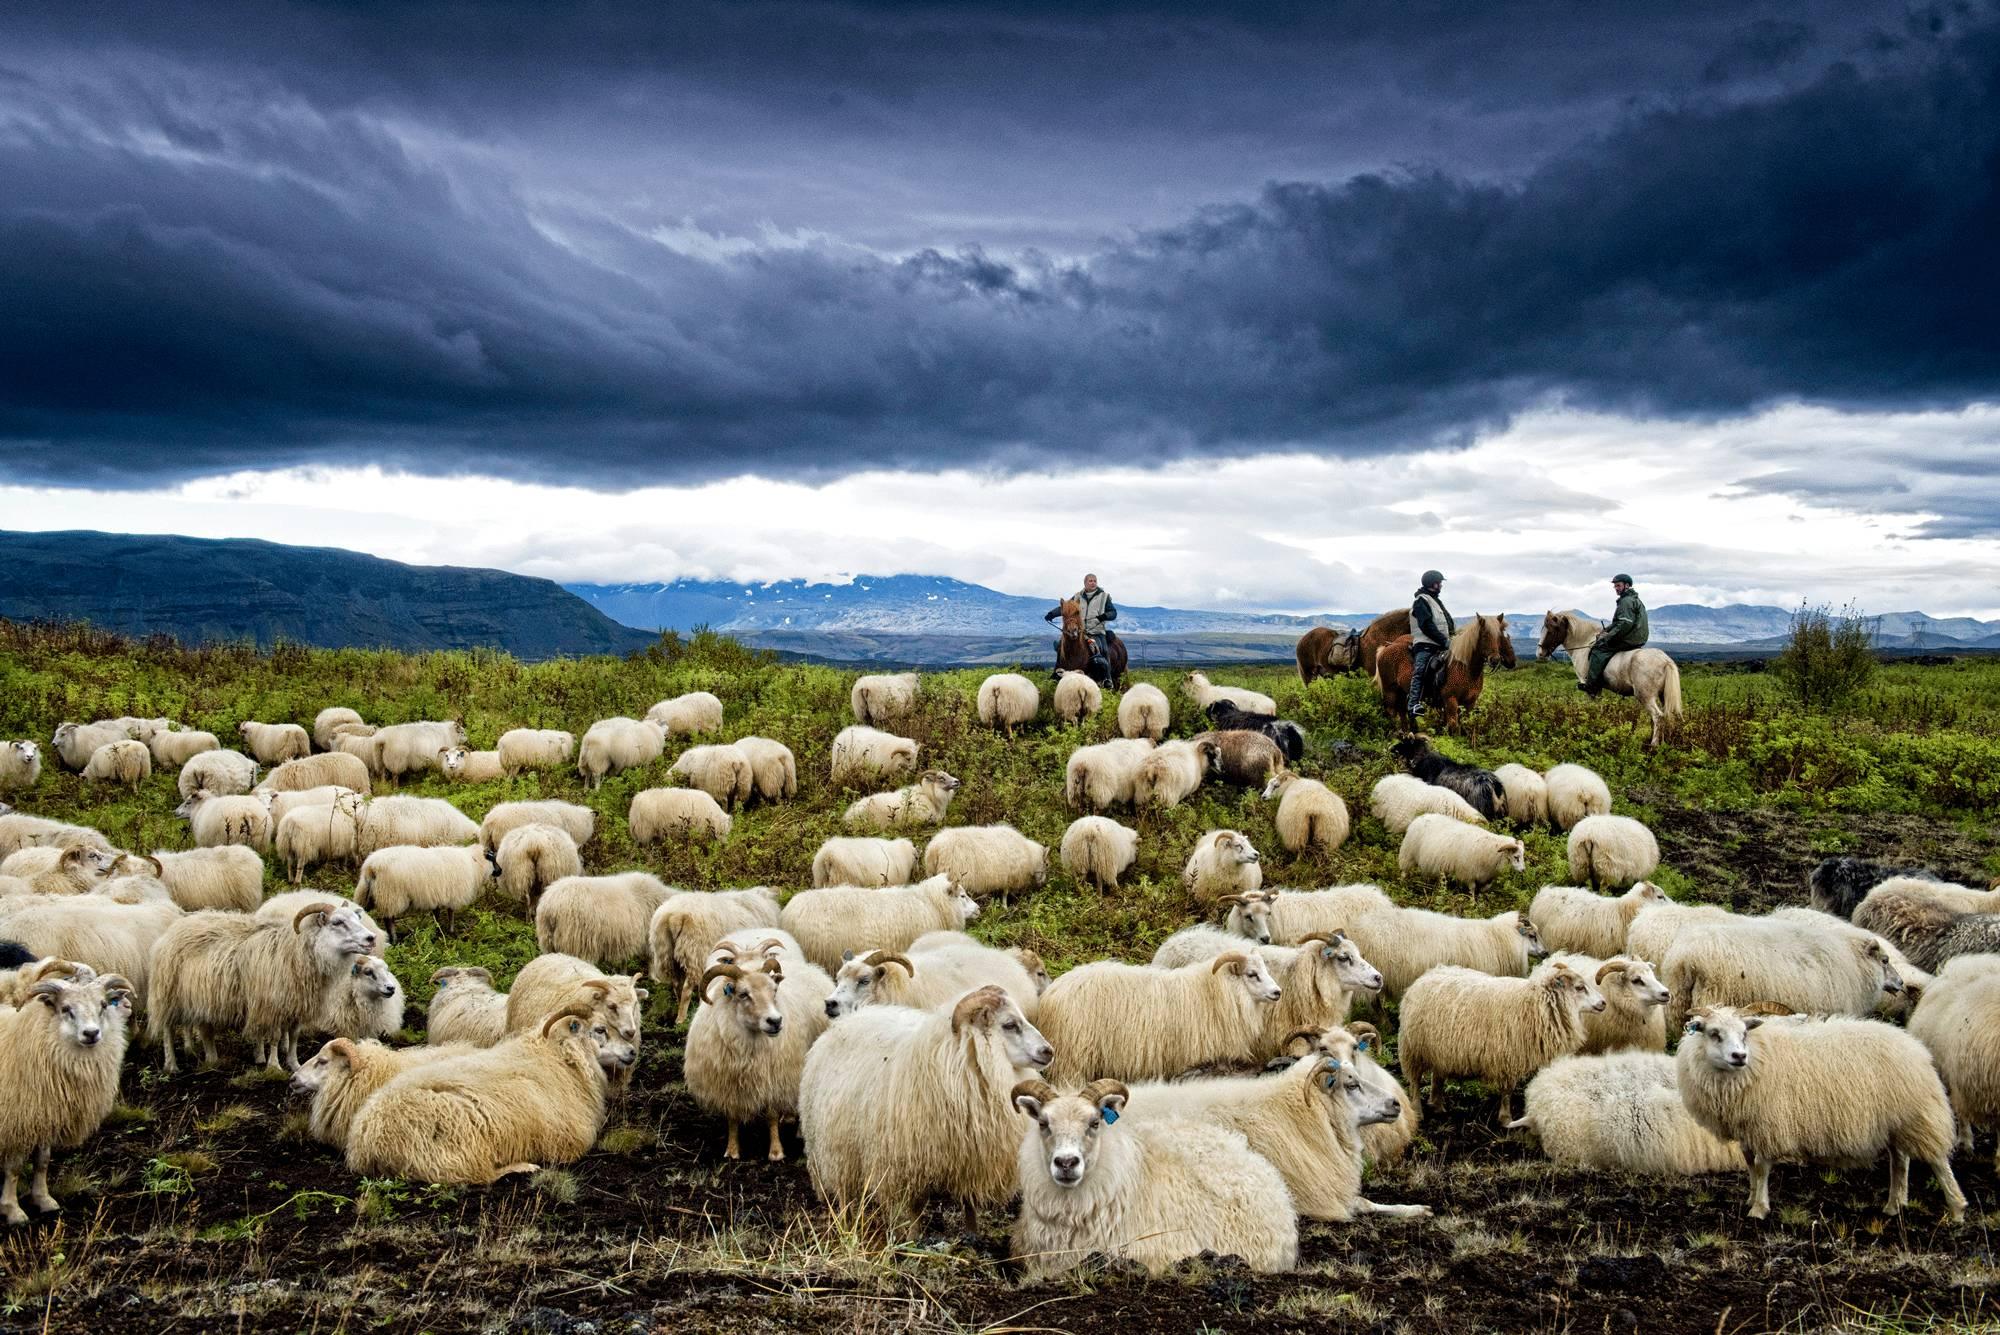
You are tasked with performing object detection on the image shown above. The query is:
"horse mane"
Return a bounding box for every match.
[1449,614,1496,667]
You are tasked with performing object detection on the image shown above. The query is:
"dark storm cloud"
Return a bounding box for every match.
[0,0,1996,488]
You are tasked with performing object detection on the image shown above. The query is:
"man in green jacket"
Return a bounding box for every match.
[1583,574,1648,696]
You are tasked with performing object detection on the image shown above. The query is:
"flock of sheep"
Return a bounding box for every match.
[0,662,1995,1279]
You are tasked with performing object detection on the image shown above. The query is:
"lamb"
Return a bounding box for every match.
[0,742,42,792]
[977,673,1041,736]
[316,954,406,1042]
[799,985,1053,1215]
[1183,671,1277,716]
[649,888,784,1024]
[1051,670,1102,725]
[1391,736,1504,819]
[1131,738,1221,811]
[495,728,576,775]
[1268,885,1545,996]
[0,896,180,1002]
[147,846,265,913]
[732,736,797,802]
[424,967,509,1047]
[312,707,366,752]
[1398,960,1606,1124]
[1543,763,1612,830]
[1397,813,1525,896]
[1037,952,1282,1084]
[1059,816,1139,892]
[850,672,920,726]
[1262,770,1350,853]
[828,725,920,787]
[670,743,755,810]
[1677,1006,1966,1220]
[1809,858,1943,919]
[289,1037,476,1149]
[1191,729,1286,788]
[1202,702,1306,763]
[52,722,133,771]
[237,721,310,765]
[825,932,1042,1019]
[336,731,385,773]
[1183,829,1262,903]
[1660,912,1904,1031]
[339,793,480,855]
[811,836,918,888]
[1567,814,1659,889]
[577,717,667,789]
[176,789,274,853]
[176,748,259,799]
[842,769,960,830]
[439,747,506,783]
[274,803,361,883]
[355,843,499,938]
[263,752,373,796]
[921,824,1048,901]
[0,815,111,861]
[779,876,983,973]
[371,720,466,782]
[1369,773,1486,835]
[1490,763,1550,826]
[81,740,150,788]
[1907,957,2000,1168]
[1008,1079,1297,1278]
[0,968,135,1225]
[629,787,732,844]
[1510,1052,1742,1175]
[1064,738,1155,811]
[479,800,596,851]
[502,955,647,1079]
[1116,682,1171,741]
[262,783,358,828]
[493,823,583,907]
[1529,882,1671,957]
[535,872,673,968]
[1548,952,1670,1054]
[685,953,834,1160]
[1851,879,2000,973]
[646,690,724,736]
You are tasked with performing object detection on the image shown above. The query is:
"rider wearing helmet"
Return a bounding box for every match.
[1407,570,1454,719]
[1045,573,1119,680]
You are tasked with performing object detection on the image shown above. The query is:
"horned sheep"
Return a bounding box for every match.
[238,721,310,765]
[1154,931,1384,1063]
[1907,956,2000,1168]
[312,707,365,752]
[1037,951,1282,1084]
[577,717,666,790]
[1131,738,1220,811]
[290,1036,476,1149]
[1064,737,1154,811]
[1262,770,1349,853]
[1059,816,1138,892]
[480,800,595,851]
[646,691,724,736]
[493,822,583,907]
[1051,670,1102,725]
[670,743,755,810]
[145,728,221,768]
[1268,884,1546,997]
[811,836,918,888]
[439,747,505,783]
[502,955,646,1081]
[147,846,265,913]
[535,872,673,968]
[825,932,1042,1020]
[0,967,135,1225]
[829,725,920,787]
[424,967,509,1047]
[1659,911,1903,1032]
[355,843,500,937]
[629,787,731,844]
[1549,952,1670,1054]
[1510,1052,1742,1175]
[0,846,119,895]
[779,876,982,973]
[1398,960,1606,1124]
[80,740,150,789]
[1529,882,1670,958]
[263,752,373,796]
[733,736,797,802]
[496,728,576,775]
[684,953,834,1160]
[842,769,959,830]
[176,749,260,799]
[1369,773,1485,835]
[176,789,273,853]
[1183,829,1262,903]
[1397,813,1525,896]
[921,824,1048,901]
[649,888,784,1024]
[1543,763,1612,830]
[850,672,919,727]
[977,673,1041,735]
[1491,763,1550,826]
[0,742,42,792]
[1183,671,1276,716]
[1116,682,1171,741]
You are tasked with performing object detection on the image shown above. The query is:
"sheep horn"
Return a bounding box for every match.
[1594,960,1629,984]
[864,951,914,975]
[26,958,81,983]
[541,1003,596,1037]
[759,956,784,981]
[1210,953,1248,974]
[326,1037,360,1065]
[1079,1079,1130,1108]
[950,985,1005,1036]
[1281,1027,1325,1056]
[579,979,612,997]
[1345,1021,1381,1042]
[144,854,164,877]
[1010,1078,1058,1111]
[1295,935,1331,952]
[700,963,745,992]
[1215,895,1244,908]
[291,903,335,932]
[27,980,67,1005]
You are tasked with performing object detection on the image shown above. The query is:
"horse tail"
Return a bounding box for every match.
[1661,658,1683,720]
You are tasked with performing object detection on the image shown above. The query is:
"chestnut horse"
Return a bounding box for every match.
[1055,597,1127,689]
[1538,610,1683,749]
[1356,609,1411,677]
[1295,625,1363,684]
[1372,614,1515,732]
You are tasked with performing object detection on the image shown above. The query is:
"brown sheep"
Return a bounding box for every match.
[1191,730,1286,789]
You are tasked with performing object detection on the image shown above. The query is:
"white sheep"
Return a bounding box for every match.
[629,787,732,844]
[254,889,383,940]
[1397,813,1525,896]
[1051,670,1102,725]
[0,814,112,861]
[825,931,1042,1020]
[371,720,465,782]
[1567,814,1659,889]
[274,803,360,884]
[1369,773,1485,835]
[1322,1022,1420,1166]
[684,953,834,1160]
[495,728,576,775]
[148,846,265,913]
[670,743,755,810]
[1152,892,1281,961]
[1183,829,1262,903]
[1622,898,1738,968]
[289,1036,477,1149]
[1677,1007,1966,1220]
[1063,738,1155,811]
[1510,1052,1742,1175]
[577,717,667,789]
[841,769,960,830]
[779,876,982,973]
[262,783,358,829]
[535,872,673,968]
[501,955,647,1081]
[312,707,365,752]
[1529,882,1670,958]
[336,732,386,774]
[799,985,1053,1214]
[1543,763,1612,830]
[811,836,918,888]
[1660,911,1904,1031]
[1268,884,1545,996]
[1008,1079,1297,1278]
[921,824,1048,901]
[1059,816,1138,892]
[238,721,310,765]
[649,888,784,1024]
[1182,671,1277,715]
[355,843,499,937]
[493,823,582,907]
[338,793,477,856]
[732,736,797,802]
[829,725,920,787]
[263,752,373,795]
[1908,956,2000,1168]
[1262,770,1349,853]
[316,954,406,1042]
[850,672,919,726]
[1155,930,1383,1063]
[438,747,506,782]
[177,749,259,800]
[51,722,130,771]
[479,800,595,852]
[1398,960,1606,1124]
[976,672,1041,735]
[144,728,221,768]
[176,789,274,853]
[0,968,135,1225]
[424,967,509,1047]
[1491,763,1550,825]
[646,690,724,736]
[0,846,120,895]
[1116,682,1171,741]
[97,716,173,742]
[81,740,150,788]
[1130,738,1220,811]
[0,742,42,792]
[1548,952,1670,1054]
[1037,952,1282,1084]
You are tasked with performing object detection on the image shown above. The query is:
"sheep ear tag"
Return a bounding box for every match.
[1684,1019,1702,1033]
[1100,1107,1118,1126]
[724,983,735,997]
[1356,1038,1371,1053]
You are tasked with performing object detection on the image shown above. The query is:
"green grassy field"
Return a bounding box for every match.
[1,619,1997,1333]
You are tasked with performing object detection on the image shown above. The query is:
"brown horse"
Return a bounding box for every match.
[1356,609,1411,676]
[1055,597,1127,689]
[1372,614,1515,732]
[1295,625,1363,684]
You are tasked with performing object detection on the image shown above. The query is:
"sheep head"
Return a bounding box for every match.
[1260,768,1294,800]
[1857,937,1904,995]
[951,985,1053,1071]
[28,973,130,1051]
[1211,830,1259,866]
[1302,932,1383,994]
[1016,1079,1128,1189]
[1684,1006,1760,1070]
[1212,951,1283,1004]
[826,951,911,1019]
[1512,915,1547,958]
[1538,961,1606,1014]
[291,1037,362,1094]
[702,959,785,1037]
[1596,957,1669,1009]
[1011,948,1051,996]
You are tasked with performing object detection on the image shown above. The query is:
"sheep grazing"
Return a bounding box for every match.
[1182,671,1277,716]
[732,736,797,802]
[176,789,274,853]
[1202,702,1305,763]
[1369,774,1486,835]
[799,985,1053,1215]
[1131,738,1221,811]
[829,725,920,788]
[1262,770,1350,853]
[1567,814,1659,890]
[921,824,1048,902]
[495,728,576,775]
[52,722,133,771]
[826,932,1042,1020]
[176,749,259,799]
[238,721,310,765]
[1051,670,1102,725]
[438,747,506,783]
[535,872,673,968]
[685,953,834,1160]
[629,787,732,845]
[145,728,222,768]
[1192,729,1286,789]
[1397,813,1525,897]
[670,743,755,810]
[424,967,509,1047]
[1809,857,1943,919]
[317,954,405,1042]
[1543,763,1612,831]
[80,740,150,789]
[0,742,43,792]
[1183,830,1262,904]
[1116,682,1171,741]
[1908,957,2000,1168]
[312,707,365,752]
[263,752,373,796]
[370,720,466,782]
[1064,738,1155,811]
[1059,816,1139,892]
[977,672,1041,735]
[1851,879,2000,973]
[649,888,784,1024]
[480,800,596,852]
[1270,885,1546,997]
[355,843,500,938]
[341,793,480,855]
[1660,911,1903,1031]
[841,769,959,830]
[1549,952,1670,1054]
[1677,1007,1966,1221]
[1511,1052,1742,1176]
[1398,960,1606,1124]
[577,717,667,789]
[147,846,265,913]
[290,1037,475,1149]
[850,672,920,727]
[274,803,361,884]
[811,836,918,888]
[493,823,582,908]
[1009,1079,1297,1279]
[1490,764,1549,826]
[646,690,725,736]
[1037,952,1282,1084]
[0,968,135,1225]
[1529,882,1670,958]
[779,876,982,973]
[1391,736,1503,819]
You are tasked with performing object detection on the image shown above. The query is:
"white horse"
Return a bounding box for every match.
[1537,611,1683,749]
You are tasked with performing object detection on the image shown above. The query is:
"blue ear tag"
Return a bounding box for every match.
[1684,1019,1701,1033]
[1357,1038,1372,1053]
[1101,1107,1119,1126]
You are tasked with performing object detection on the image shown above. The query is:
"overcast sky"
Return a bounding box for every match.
[3,1,1997,615]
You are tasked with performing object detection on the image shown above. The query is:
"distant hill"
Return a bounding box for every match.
[0,531,655,659]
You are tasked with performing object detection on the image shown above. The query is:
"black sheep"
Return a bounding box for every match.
[0,939,34,971]
[1203,701,1306,763]
[1389,737,1504,820]
[1807,857,1941,920]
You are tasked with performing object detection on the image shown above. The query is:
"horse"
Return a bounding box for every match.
[1538,611,1683,749]
[1356,609,1411,677]
[1295,625,1362,684]
[1055,597,1126,690]
[1371,614,1515,733]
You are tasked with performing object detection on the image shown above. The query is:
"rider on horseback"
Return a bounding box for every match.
[1045,573,1120,681]
[1582,574,1649,697]
[1407,570,1453,720]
